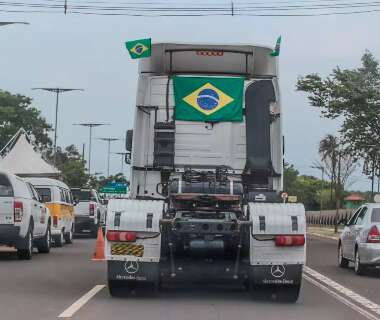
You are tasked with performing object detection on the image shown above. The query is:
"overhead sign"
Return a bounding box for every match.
[99,182,128,194]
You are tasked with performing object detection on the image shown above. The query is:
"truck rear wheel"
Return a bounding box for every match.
[37,225,51,253]
[17,227,33,260]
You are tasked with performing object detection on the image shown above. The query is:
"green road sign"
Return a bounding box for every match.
[99,183,128,194]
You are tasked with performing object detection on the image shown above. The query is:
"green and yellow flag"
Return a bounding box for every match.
[125,38,151,59]
[173,76,244,122]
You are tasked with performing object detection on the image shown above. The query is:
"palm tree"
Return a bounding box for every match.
[318,134,339,201]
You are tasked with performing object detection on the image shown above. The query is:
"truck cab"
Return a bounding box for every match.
[105,43,306,301]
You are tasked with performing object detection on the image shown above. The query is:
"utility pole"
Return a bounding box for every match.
[311,165,324,228]
[33,87,83,165]
[73,123,109,175]
[97,138,120,177]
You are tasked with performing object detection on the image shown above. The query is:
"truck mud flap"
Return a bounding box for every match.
[250,264,303,286]
[107,260,159,283]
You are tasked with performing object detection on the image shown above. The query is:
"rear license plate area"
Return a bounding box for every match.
[111,243,144,257]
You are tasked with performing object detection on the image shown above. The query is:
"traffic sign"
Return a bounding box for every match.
[99,183,128,194]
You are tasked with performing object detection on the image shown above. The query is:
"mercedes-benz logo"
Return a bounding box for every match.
[124,261,139,274]
[270,264,286,278]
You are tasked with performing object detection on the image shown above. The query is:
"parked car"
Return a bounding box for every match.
[338,203,380,274]
[24,178,75,247]
[72,188,106,237]
[0,171,51,259]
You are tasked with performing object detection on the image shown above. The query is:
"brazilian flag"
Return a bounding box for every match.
[173,76,244,122]
[125,38,151,59]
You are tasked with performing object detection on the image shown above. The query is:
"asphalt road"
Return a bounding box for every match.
[0,235,379,320]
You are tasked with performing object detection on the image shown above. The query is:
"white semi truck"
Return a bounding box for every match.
[105,43,306,302]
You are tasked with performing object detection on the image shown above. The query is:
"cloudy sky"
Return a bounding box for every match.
[1,0,379,190]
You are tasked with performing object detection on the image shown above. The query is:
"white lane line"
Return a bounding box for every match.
[58,285,106,318]
[303,274,380,320]
[304,266,380,318]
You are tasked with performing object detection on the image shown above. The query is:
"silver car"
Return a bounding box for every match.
[338,203,380,274]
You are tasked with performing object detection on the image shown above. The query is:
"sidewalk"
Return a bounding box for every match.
[307,226,341,241]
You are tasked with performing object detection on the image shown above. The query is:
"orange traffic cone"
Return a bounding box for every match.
[92,226,105,261]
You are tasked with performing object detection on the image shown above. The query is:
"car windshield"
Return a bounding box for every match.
[35,188,51,203]
[72,189,91,201]
[371,208,380,223]
[0,174,13,197]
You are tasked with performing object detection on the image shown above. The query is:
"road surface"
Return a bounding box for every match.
[0,235,379,320]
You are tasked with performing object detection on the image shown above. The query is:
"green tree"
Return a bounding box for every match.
[0,90,52,149]
[53,145,88,188]
[296,51,380,185]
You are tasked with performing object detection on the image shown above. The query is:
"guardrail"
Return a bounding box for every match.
[306,209,354,227]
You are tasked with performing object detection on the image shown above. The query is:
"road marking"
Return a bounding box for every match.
[304,266,380,319]
[303,274,380,320]
[58,285,106,318]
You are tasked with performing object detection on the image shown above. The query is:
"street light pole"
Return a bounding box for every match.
[97,138,120,177]
[113,152,128,174]
[73,123,109,175]
[33,87,83,165]
[0,22,29,27]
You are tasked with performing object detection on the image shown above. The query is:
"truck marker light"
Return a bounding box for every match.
[106,231,137,242]
[275,235,305,246]
[367,225,380,243]
[14,201,23,222]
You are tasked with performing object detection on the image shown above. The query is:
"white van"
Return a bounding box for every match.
[0,171,52,259]
[24,178,75,247]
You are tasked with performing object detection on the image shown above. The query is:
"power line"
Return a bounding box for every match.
[2,0,380,16]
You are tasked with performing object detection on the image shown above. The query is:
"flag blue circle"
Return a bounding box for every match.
[197,88,219,110]
[135,45,143,54]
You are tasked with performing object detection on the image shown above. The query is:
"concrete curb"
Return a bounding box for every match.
[307,232,339,241]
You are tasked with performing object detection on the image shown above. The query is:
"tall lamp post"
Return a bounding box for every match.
[33,87,83,165]
[0,22,29,27]
[97,138,120,177]
[73,123,109,175]
[311,165,325,227]
[113,152,128,175]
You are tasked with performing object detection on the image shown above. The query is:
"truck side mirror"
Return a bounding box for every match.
[126,130,133,152]
[125,152,131,165]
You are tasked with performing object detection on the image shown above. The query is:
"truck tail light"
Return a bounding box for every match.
[53,216,58,227]
[275,235,305,247]
[367,225,380,243]
[14,201,23,222]
[89,203,95,216]
[106,231,136,242]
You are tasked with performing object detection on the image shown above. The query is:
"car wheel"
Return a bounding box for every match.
[54,230,65,247]
[17,226,33,260]
[37,225,51,253]
[64,225,73,244]
[338,242,349,268]
[354,249,366,275]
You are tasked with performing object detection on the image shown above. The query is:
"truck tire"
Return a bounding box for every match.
[54,230,65,247]
[64,225,74,244]
[37,225,51,253]
[250,284,301,303]
[17,226,33,260]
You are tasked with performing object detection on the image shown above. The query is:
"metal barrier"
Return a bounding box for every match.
[306,209,354,227]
